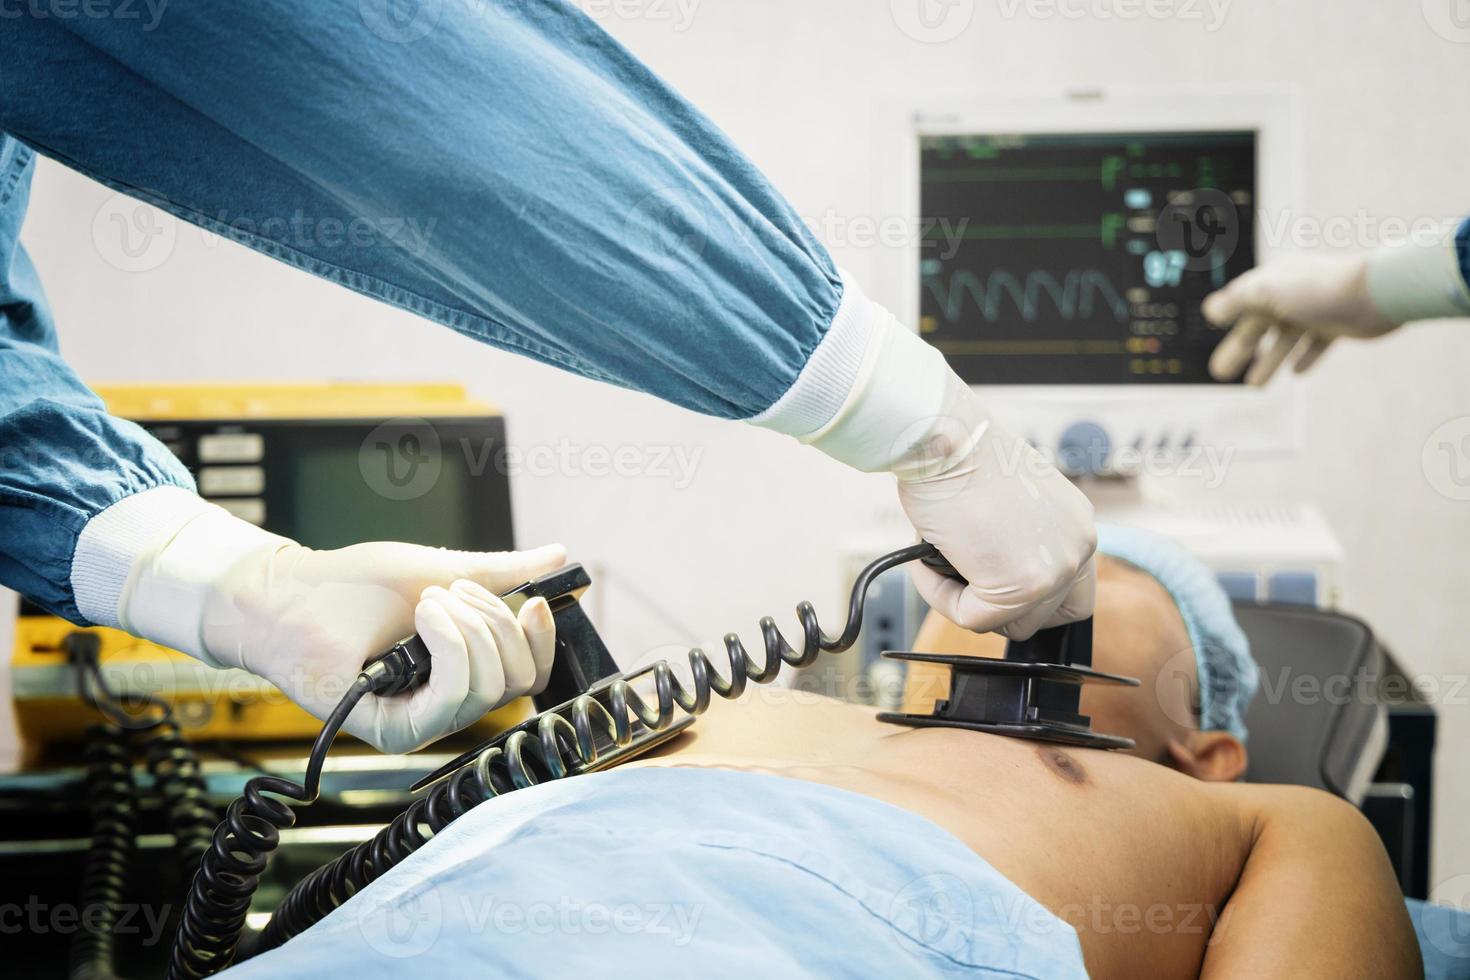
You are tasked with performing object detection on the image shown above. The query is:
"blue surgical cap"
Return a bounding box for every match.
[1096,524,1259,741]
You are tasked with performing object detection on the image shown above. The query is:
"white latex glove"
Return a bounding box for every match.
[1202,255,1398,384]
[757,273,1096,639]
[77,490,564,753]
[1205,240,1470,384]
[893,398,1098,640]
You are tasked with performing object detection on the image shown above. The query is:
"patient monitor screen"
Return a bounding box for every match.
[919,130,1256,385]
[290,443,472,552]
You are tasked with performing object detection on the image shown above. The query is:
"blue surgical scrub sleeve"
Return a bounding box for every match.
[0,140,195,622]
[0,1,847,621]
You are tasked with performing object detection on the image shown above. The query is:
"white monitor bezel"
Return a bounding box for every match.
[872,85,1302,459]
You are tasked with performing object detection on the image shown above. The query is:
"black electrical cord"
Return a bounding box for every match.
[60,628,424,980]
[64,633,169,980]
[141,722,219,873]
[67,723,139,980]
[169,544,954,974]
[63,632,221,978]
[67,634,219,871]
[246,543,939,958]
[166,655,409,980]
[68,633,171,732]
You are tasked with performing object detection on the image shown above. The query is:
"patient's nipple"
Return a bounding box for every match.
[1037,746,1088,786]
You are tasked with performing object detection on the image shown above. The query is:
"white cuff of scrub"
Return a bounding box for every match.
[1367,236,1470,325]
[71,485,288,668]
[749,269,958,472]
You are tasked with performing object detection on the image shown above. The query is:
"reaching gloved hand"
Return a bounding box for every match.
[777,275,1096,639]
[1202,255,1397,384]
[1205,238,1470,384]
[79,489,564,753]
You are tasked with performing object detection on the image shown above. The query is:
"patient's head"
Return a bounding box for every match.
[908,525,1258,781]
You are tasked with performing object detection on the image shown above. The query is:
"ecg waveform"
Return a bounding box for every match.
[924,269,1130,325]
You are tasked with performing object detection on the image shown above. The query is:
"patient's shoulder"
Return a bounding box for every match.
[1215,781,1377,846]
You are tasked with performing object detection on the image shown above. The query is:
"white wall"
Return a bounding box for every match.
[11,0,1469,890]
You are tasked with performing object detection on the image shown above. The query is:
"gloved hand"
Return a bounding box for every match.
[100,493,564,753]
[1203,255,1398,384]
[1205,239,1470,384]
[893,400,1098,640]
[792,278,1096,639]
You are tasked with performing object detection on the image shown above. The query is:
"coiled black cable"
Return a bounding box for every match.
[68,724,139,980]
[246,542,936,958]
[167,673,377,980]
[65,632,173,980]
[68,632,218,888]
[257,721,551,950]
[142,722,217,874]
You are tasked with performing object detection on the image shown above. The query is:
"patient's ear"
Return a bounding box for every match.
[1166,732,1248,782]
